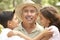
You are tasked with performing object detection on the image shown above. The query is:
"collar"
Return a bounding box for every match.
[19,22,44,33]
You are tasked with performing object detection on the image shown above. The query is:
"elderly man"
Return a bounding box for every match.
[15,0,53,40]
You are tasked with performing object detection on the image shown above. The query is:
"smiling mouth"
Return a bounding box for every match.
[26,16,33,21]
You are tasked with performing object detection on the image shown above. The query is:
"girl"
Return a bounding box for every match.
[0,11,25,40]
[39,6,60,40]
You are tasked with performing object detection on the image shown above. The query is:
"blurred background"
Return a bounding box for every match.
[0,0,60,12]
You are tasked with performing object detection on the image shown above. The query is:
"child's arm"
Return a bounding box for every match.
[33,29,53,40]
[7,31,32,40]
[7,29,53,40]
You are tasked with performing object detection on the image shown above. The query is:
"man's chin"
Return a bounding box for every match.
[28,21,34,24]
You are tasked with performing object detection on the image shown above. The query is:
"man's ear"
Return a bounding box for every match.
[20,14,23,20]
[36,13,39,17]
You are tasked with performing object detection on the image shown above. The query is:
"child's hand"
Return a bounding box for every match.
[43,28,53,38]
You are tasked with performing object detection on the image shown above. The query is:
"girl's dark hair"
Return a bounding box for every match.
[40,7,60,32]
[0,11,15,28]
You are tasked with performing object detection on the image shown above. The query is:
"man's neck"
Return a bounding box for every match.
[22,22,36,33]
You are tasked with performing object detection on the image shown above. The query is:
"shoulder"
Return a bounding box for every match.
[49,25,60,40]
[49,25,60,36]
[49,25,59,31]
[1,28,12,35]
[36,23,44,31]
[14,22,22,31]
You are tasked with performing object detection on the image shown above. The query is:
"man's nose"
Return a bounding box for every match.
[28,11,32,16]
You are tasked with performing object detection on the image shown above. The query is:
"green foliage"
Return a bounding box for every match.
[41,0,59,6]
[59,0,60,1]
[0,24,3,33]
[0,0,23,11]
[32,0,41,4]
[0,0,13,11]
[48,0,58,6]
[0,0,3,2]
[0,0,60,11]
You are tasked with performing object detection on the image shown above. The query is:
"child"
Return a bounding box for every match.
[39,6,60,40]
[0,11,25,40]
